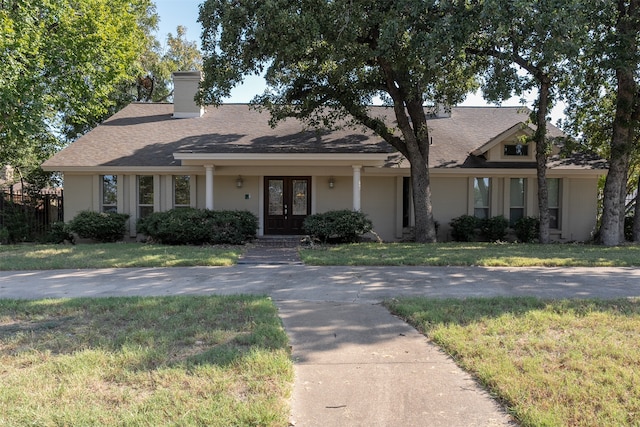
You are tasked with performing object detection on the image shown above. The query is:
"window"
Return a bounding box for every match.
[101,175,117,213]
[504,143,529,156]
[138,175,154,219]
[474,177,491,219]
[402,177,411,227]
[548,178,560,229]
[173,175,190,208]
[510,178,526,226]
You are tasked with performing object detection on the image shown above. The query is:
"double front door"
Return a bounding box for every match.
[265,177,311,235]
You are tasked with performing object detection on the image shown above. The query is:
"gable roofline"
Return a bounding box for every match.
[471,122,533,156]
[42,103,602,171]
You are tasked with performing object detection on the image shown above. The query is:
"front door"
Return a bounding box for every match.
[265,177,311,235]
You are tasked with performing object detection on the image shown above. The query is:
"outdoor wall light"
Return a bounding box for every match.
[328,177,335,189]
[236,176,244,188]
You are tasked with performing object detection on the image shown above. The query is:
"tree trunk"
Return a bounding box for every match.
[535,80,551,244]
[599,69,635,245]
[619,167,629,241]
[405,101,437,243]
[633,175,640,241]
[375,58,437,243]
[599,0,638,246]
[408,143,437,243]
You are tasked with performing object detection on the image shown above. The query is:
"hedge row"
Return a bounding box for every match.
[449,214,540,243]
[303,210,373,243]
[137,208,257,245]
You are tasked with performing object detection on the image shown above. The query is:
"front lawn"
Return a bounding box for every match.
[300,242,640,267]
[3,241,638,270]
[386,297,640,426]
[0,295,293,426]
[0,243,243,270]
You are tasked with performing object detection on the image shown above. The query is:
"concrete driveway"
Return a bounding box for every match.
[1,265,639,302]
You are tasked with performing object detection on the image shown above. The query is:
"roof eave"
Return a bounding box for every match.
[174,152,392,167]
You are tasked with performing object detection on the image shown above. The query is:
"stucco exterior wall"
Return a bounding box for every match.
[361,176,397,241]
[61,174,94,221]
[565,178,599,242]
[314,175,353,213]
[195,175,206,209]
[212,176,261,214]
[61,170,601,244]
[431,176,468,241]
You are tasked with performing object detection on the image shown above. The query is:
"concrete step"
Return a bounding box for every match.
[253,235,305,248]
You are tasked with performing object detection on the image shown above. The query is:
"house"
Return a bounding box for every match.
[42,71,607,242]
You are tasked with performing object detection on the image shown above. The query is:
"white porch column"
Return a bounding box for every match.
[205,164,215,210]
[352,165,362,211]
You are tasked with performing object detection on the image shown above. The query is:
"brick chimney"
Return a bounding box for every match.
[172,71,204,118]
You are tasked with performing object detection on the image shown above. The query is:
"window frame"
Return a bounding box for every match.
[137,175,154,219]
[503,143,529,157]
[101,175,117,213]
[473,177,491,219]
[173,175,191,208]
[547,178,561,229]
[509,178,526,226]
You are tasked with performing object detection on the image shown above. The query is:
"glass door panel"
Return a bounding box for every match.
[268,179,284,215]
[292,180,308,215]
[264,177,310,234]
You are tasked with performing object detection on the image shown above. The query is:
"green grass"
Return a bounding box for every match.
[0,243,243,270]
[300,242,640,267]
[3,241,638,270]
[385,297,640,426]
[0,295,293,426]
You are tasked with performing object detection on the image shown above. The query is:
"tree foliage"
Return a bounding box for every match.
[198,0,479,242]
[133,25,203,103]
[469,0,590,243]
[0,0,157,178]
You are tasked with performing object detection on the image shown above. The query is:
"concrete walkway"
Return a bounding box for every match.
[2,264,640,426]
[278,301,513,426]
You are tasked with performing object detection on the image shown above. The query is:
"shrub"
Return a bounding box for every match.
[449,215,479,242]
[0,201,31,243]
[209,210,258,244]
[480,215,508,242]
[514,216,540,243]
[138,208,209,245]
[42,222,75,244]
[67,211,129,242]
[303,210,373,243]
[624,216,634,241]
[137,208,257,245]
[0,227,9,245]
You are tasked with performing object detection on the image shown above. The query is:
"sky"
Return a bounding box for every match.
[153,0,564,123]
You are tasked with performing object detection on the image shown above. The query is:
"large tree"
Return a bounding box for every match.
[563,0,640,245]
[599,1,640,245]
[0,0,157,177]
[197,0,478,242]
[468,0,589,244]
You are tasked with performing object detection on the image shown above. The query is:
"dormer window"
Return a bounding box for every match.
[504,143,528,156]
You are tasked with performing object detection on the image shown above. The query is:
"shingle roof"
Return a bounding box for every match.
[42,103,604,170]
